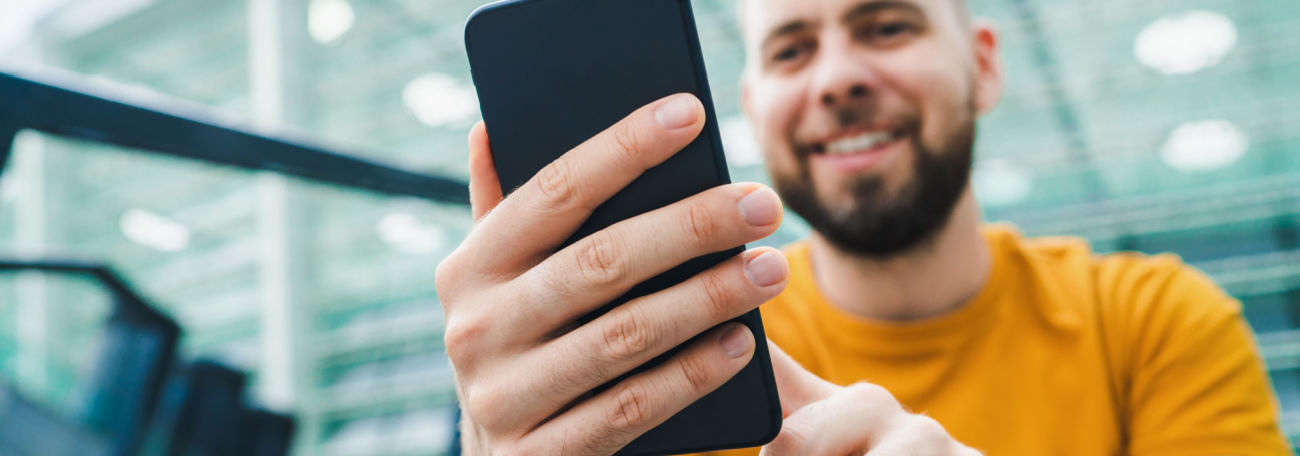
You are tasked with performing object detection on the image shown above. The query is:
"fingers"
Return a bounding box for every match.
[864,416,983,456]
[521,323,757,456]
[760,380,975,456]
[767,340,838,417]
[497,248,788,429]
[467,121,503,223]
[512,183,783,332]
[468,93,707,271]
[760,383,901,456]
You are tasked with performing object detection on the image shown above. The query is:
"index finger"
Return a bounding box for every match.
[767,340,838,417]
[463,93,707,272]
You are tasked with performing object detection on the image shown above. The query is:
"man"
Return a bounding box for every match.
[435,0,1291,453]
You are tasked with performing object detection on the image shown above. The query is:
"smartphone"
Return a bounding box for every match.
[464,0,782,454]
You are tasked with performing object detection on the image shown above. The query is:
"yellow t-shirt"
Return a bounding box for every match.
[703,225,1290,455]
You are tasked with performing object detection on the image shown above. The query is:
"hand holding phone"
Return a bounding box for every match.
[437,96,787,455]
[443,0,787,453]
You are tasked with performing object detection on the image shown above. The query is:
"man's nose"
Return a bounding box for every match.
[821,83,868,107]
[811,42,874,108]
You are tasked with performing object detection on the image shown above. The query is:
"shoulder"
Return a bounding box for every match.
[985,224,1242,350]
[1091,248,1245,365]
[1093,249,1238,315]
[988,223,1230,303]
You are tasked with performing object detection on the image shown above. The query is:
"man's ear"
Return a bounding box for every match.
[971,19,1004,116]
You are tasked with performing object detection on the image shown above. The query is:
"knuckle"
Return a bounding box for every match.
[535,159,579,207]
[904,415,950,443]
[434,256,462,300]
[601,308,655,363]
[574,235,625,287]
[847,382,901,410]
[610,123,643,163]
[463,383,509,432]
[682,201,723,245]
[443,316,487,363]
[698,271,738,320]
[676,352,716,394]
[608,383,654,431]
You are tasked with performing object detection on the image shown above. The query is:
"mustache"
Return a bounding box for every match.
[834,104,877,127]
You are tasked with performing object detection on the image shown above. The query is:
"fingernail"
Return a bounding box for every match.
[655,94,699,130]
[738,187,779,226]
[719,324,754,359]
[744,250,787,288]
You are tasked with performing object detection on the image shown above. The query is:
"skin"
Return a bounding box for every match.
[436,0,1003,453]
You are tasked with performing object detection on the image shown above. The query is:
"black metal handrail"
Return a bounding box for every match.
[0,258,181,456]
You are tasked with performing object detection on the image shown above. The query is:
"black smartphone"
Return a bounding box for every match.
[464,0,782,454]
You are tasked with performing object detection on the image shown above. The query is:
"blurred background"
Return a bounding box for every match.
[0,0,1297,454]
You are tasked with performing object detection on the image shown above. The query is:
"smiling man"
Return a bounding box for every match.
[436,0,1291,454]
[712,0,1291,454]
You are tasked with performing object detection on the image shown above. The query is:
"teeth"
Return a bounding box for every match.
[826,131,894,155]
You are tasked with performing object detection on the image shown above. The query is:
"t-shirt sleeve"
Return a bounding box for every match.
[1107,255,1292,455]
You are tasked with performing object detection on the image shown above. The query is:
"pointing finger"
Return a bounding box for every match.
[767,340,837,417]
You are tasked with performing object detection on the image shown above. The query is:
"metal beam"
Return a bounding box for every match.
[0,66,469,205]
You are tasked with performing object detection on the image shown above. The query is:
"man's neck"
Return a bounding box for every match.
[806,187,991,322]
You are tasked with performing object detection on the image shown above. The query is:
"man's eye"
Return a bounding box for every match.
[877,22,911,36]
[775,48,799,61]
[862,21,917,42]
[773,44,807,62]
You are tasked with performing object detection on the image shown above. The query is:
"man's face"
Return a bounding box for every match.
[741,0,1002,257]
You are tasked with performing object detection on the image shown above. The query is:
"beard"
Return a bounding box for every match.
[772,107,976,259]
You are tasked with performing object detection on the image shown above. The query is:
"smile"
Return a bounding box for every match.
[808,127,909,174]
[825,130,900,156]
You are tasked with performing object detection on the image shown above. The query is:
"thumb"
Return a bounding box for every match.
[767,340,837,418]
[467,121,504,223]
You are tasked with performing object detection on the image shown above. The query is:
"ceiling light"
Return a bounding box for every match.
[120,208,191,252]
[972,158,1033,207]
[308,0,354,45]
[402,73,480,128]
[1161,119,1247,172]
[377,212,445,255]
[720,115,763,167]
[1134,10,1237,75]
